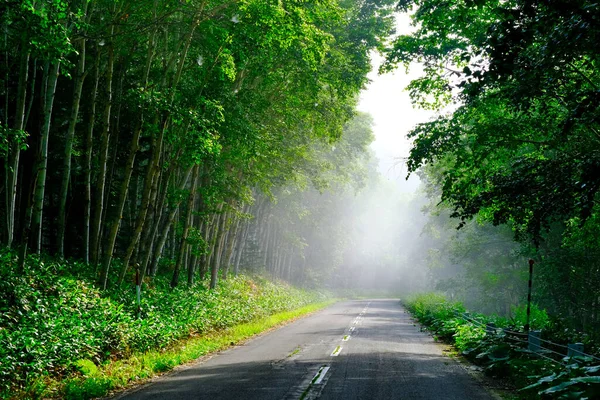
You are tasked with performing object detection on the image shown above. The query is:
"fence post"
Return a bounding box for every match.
[525,259,535,332]
[567,343,584,358]
[528,330,541,353]
[486,323,496,336]
[135,266,141,319]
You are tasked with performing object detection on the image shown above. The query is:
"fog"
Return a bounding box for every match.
[234,115,528,316]
[234,50,527,314]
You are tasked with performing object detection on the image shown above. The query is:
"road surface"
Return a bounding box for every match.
[115,299,494,400]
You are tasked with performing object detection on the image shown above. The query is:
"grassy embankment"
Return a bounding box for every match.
[0,250,334,399]
[404,293,600,399]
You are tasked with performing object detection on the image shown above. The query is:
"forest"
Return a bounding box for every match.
[1,0,600,398]
[0,0,397,288]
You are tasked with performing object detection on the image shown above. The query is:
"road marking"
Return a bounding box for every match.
[342,335,350,341]
[330,346,342,356]
[349,326,355,332]
[295,365,331,400]
[313,366,330,384]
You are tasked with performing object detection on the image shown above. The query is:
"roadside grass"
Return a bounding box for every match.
[0,249,336,400]
[16,300,336,400]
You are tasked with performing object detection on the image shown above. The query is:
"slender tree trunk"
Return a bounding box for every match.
[267,225,277,273]
[58,33,87,257]
[100,124,142,287]
[31,60,60,253]
[187,218,202,283]
[234,221,249,275]
[286,248,294,281]
[222,215,241,280]
[147,165,194,278]
[91,35,115,268]
[186,176,202,286]
[263,219,272,270]
[172,164,199,288]
[198,216,211,280]
[118,114,163,283]
[139,161,172,277]
[204,213,218,275]
[6,51,29,249]
[99,18,156,283]
[128,173,139,232]
[84,49,100,264]
[210,208,227,289]
[219,222,232,278]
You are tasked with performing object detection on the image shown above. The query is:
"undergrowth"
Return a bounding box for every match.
[404,293,600,399]
[0,249,331,398]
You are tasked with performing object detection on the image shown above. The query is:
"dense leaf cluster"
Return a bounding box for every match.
[386,0,600,242]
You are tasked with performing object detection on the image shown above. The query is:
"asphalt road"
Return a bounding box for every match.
[115,299,494,400]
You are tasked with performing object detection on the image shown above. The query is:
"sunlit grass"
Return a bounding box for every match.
[20,300,336,400]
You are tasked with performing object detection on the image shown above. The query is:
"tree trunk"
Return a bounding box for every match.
[99,20,157,283]
[186,175,203,286]
[57,32,87,257]
[147,165,194,278]
[222,215,241,280]
[204,212,218,276]
[118,113,163,283]
[198,215,211,280]
[91,35,115,268]
[233,221,249,275]
[210,208,227,289]
[139,159,173,277]
[172,164,199,288]
[286,248,294,281]
[31,60,60,253]
[84,48,100,264]
[5,51,29,249]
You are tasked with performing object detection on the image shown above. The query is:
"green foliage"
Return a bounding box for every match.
[387,0,600,243]
[511,304,549,332]
[390,0,600,347]
[0,125,28,157]
[453,323,485,353]
[64,376,112,400]
[0,250,328,396]
[521,362,600,399]
[405,293,600,399]
[73,360,98,377]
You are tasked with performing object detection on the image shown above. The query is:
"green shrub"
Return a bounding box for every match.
[0,249,328,396]
[520,361,600,399]
[404,292,600,399]
[453,323,485,352]
[510,303,550,331]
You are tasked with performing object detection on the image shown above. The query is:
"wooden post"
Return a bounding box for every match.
[525,259,535,332]
[567,343,584,358]
[135,266,141,319]
[528,330,541,353]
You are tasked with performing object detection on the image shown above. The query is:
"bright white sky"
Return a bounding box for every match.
[358,14,435,193]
